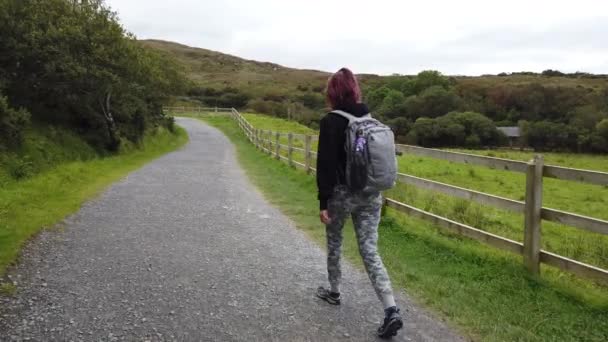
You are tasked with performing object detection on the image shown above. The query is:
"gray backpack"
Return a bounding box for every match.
[331,110,397,193]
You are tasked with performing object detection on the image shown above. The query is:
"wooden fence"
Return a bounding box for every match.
[163,106,233,114]
[168,107,608,285]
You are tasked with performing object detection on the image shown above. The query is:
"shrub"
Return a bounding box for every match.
[0,95,30,148]
[408,111,501,148]
[6,156,34,180]
[465,134,481,148]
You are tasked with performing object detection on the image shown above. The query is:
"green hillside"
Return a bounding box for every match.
[140,39,330,97]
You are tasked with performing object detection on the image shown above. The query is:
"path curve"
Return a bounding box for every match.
[0,118,464,341]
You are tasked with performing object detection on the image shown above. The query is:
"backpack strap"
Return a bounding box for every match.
[330,110,371,123]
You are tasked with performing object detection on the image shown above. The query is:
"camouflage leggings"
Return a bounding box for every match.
[326,186,395,306]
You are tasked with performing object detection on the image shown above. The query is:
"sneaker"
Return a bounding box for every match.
[377,306,403,339]
[316,286,341,305]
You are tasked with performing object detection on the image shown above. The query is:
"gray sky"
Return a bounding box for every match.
[106,0,608,76]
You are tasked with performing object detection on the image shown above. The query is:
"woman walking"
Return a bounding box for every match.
[315,67,403,338]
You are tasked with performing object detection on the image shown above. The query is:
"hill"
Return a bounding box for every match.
[139,39,330,97]
[140,39,608,98]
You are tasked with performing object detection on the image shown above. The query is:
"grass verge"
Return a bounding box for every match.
[0,126,188,277]
[200,115,608,342]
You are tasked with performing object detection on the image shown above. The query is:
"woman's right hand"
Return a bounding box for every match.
[320,210,332,225]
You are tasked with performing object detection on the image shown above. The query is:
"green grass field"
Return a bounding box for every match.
[386,152,608,271]
[0,126,188,277]
[451,148,608,172]
[196,113,608,341]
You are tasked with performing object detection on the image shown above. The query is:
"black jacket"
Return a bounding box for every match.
[316,102,370,210]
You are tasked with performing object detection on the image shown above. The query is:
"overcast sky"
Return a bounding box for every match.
[106,0,608,76]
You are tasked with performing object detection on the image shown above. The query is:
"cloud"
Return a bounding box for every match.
[106,0,608,75]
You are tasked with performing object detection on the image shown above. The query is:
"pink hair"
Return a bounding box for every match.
[326,68,362,109]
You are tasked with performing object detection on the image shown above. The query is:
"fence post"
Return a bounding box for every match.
[255,128,262,150]
[259,129,264,150]
[288,133,293,167]
[267,131,273,155]
[305,135,312,174]
[255,129,259,149]
[215,107,218,113]
[275,132,281,160]
[259,129,263,150]
[523,154,544,276]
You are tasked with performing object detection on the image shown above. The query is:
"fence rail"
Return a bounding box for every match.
[163,106,232,114]
[166,106,608,285]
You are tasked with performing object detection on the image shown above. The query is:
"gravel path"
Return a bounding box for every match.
[0,118,465,341]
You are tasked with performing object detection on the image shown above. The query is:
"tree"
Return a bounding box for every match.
[410,70,450,95]
[526,121,579,151]
[569,105,607,131]
[378,90,406,119]
[411,86,460,119]
[597,119,608,141]
[366,86,392,110]
[386,117,412,143]
[542,69,565,77]
[407,117,439,147]
[0,0,187,150]
[407,111,501,148]
[296,92,325,110]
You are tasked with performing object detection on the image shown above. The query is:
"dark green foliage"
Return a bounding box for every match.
[0,95,30,148]
[596,119,608,140]
[365,86,392,109]
[526,121,580,151]
[386,117,412,143]
[590,119,608,152]
[378,90,406,119]
[6,156,34,179]
[295,92,325,110]
[542,69,565,77]
[404,85,461,119]
[407,112,502,148]
[248,99,287,116]
[188,86,250,108]
[409,70,451,95]
[363,67,608,153]
[0,0,186,151]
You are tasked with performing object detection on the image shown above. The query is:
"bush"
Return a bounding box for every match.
[387,117,412,143]
[220,93,249,108]
[588,134,608,153]
[597,119,608,140]
[163,115,176,133]
[296,92,325,110]
[6,156,34,180]
[247,99,287,116]
[542,69,565,77]
[465,134,481,148]
[0,95,30,148]
[378,90,406,119]
[526,121,582,151]
[408,111,501,148]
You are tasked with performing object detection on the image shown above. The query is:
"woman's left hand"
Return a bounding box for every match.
[320,210,332,225]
